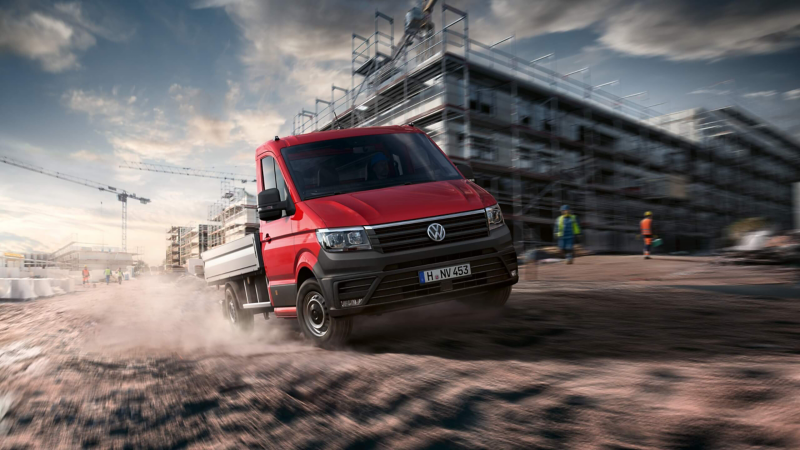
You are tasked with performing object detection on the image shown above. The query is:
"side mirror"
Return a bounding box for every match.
[258,188,293,221]
[455,163,475,182]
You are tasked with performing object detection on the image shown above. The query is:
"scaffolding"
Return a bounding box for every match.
[208,188,257,248]
[291,2,800,253]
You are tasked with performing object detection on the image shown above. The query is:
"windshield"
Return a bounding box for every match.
[281,132,463,201]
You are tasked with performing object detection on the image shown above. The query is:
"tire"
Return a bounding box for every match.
[459,285,512,309]
[296,279,352,348]
[224,284,253,332]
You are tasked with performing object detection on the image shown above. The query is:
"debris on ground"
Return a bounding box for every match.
[720,230,800,265]
[1,260,799,448]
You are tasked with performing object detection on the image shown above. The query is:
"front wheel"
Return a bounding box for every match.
[225,285,253,332]
[296,279,352,348]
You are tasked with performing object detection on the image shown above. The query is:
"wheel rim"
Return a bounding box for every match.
[303,292,329,338]
[226,290,238,324]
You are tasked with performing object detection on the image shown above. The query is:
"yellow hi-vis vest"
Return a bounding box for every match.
[556,214,580,237]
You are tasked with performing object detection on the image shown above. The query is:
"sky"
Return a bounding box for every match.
[1,0,800,265]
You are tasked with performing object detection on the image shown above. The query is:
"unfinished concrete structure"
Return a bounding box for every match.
[178,224,219,266]
[208,188,258,249]
[52,242,136,271]
[165,226,189,269]
[292,3,800,253]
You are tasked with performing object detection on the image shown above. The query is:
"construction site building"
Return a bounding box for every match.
[178,224,220,266]
[292,3,800,253]
[208,188,258,248]
[22,251,52,268]
[51,242,136,271]
[1,252,24,268]
[165,226,189,269]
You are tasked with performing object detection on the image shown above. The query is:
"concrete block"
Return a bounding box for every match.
[11,279,35,300]
[33,279,53,297]
[0,280,10,299]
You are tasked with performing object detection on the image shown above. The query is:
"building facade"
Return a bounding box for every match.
[178,224,219,266]
[165,226,189,268]
[292,4,799,253]
[208,189,258,249]
[51,242,136,271]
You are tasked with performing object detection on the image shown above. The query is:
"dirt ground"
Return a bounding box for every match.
[1,256,799,449]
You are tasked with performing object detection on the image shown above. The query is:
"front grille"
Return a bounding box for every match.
[367,210,489,253]
[502,252,518,269]
[368,256,512,305]
[336,277,376,301]
[383,248,492,271]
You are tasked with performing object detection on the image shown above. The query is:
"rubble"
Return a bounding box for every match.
[719,230,800,265]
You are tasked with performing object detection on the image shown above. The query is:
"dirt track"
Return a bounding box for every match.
[1,258,800,449]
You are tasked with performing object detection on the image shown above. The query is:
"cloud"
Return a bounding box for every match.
[0,9,95,72]
[0,2,135,72]
[187,116,235,148]
[69,149,105,161]
[785,89,800,101]
[599,1,800,61]
[743,90,777,98]
[62,81,285,163]
[479,0,618,41]
[0,232,46,252]
[689,89,731,96]
[230,109,285,147]
[62,89,130,120]
[52,2,136,43]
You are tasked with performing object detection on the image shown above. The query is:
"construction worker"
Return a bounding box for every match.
[555,205,581,264]
[117,268,124,285]
[104,266,111,285]
[82,265,90,285]
[640,211,656,259]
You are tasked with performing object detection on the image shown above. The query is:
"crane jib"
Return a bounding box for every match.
[0,154,150,252]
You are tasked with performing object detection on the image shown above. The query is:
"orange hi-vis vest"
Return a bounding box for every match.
[82,269,89,277]
[640,218,652,236]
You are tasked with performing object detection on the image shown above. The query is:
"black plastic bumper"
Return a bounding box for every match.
[318,226,518,317]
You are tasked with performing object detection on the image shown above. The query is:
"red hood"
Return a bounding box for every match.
[303,180,496,228]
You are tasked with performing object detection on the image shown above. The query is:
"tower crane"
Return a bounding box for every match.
[0,155,150,252]
[119,162,255,183]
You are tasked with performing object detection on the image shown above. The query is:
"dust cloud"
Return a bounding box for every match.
[65,276,309,357]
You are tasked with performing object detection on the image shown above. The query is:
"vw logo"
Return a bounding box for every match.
[427,223,446,242]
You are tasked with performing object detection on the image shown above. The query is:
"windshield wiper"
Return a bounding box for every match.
[306,191,344,200]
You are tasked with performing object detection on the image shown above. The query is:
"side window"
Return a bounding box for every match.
[260,155,290,218]
[261,156,276,191]
[275,165,288,202]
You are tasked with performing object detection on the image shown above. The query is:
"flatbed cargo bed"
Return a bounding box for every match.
[201,233,263,285]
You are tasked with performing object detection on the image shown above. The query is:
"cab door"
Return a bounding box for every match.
[259,153,296,306]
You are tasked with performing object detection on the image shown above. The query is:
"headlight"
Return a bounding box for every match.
[485,204,504,230]
[316,227,372,252]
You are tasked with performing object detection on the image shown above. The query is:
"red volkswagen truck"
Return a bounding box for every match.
[202,125,518,347]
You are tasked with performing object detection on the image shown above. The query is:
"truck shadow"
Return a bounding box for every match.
[346,286,800,362]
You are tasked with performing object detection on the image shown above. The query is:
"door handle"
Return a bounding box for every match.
[262,233,271,243]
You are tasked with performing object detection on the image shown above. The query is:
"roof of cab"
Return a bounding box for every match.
[257,125,421,155]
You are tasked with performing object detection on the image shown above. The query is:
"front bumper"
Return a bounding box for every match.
[318,226,518,317]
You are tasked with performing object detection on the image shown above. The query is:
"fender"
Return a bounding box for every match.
[295,249,321,282]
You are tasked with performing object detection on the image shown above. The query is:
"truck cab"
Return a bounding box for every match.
[203,125,518,347]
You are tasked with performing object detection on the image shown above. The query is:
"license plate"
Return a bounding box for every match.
[418,263,471,284]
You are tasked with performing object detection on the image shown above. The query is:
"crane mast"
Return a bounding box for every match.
[0,155,150,252]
